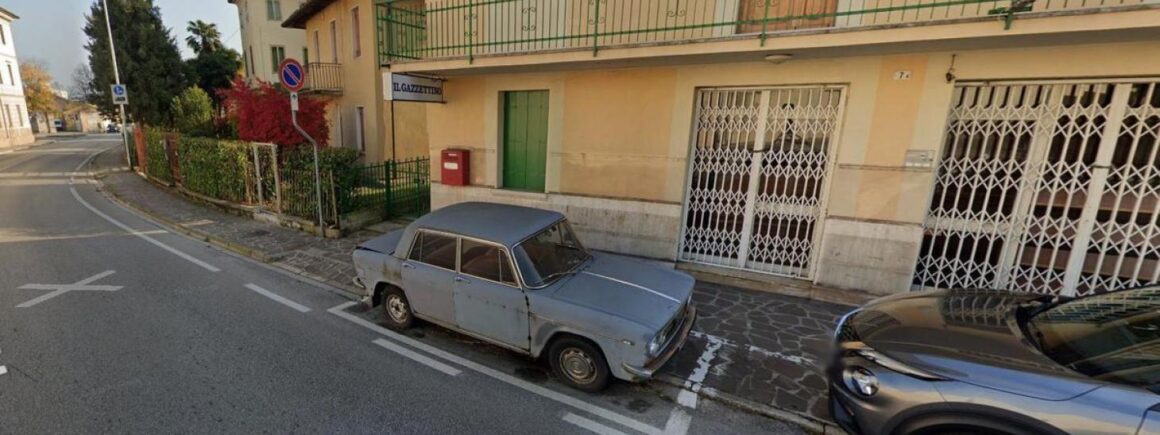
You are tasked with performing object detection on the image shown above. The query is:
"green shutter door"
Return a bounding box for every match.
[503,91,548,192]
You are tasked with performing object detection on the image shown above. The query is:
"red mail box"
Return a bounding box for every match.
[441,149,470,186]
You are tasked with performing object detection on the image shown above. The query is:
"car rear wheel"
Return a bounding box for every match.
[381,287,414,331]
[548,336,610,393]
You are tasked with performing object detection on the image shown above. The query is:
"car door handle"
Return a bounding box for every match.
[454,276,471,284]
[402,263,415,270]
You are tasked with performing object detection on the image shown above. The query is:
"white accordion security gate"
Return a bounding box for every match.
[914,80,1160,297]
[680,86,844,279]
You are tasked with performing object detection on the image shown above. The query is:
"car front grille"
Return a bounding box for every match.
[658,303,690,348]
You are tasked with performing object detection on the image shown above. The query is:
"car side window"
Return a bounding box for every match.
[408,231,457,270]
[459,239,518,286]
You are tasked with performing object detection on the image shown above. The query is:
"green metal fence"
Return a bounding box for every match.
[378,0,1152,63]
[281,167,340,226]
[342,156,431,219]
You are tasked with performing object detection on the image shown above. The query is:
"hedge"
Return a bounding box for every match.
[177,137,254,203]
[144,128,173,184]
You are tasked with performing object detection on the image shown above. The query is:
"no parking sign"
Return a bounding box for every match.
[279,59,306,93]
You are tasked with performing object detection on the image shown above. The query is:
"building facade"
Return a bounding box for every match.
[378,1,1160,299]
[0,7,34,148]
[228,0,309,84]
[283,0,428,162]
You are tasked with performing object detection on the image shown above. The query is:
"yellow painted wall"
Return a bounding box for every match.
[559,69,679,200]
[302,0,429,161]
[427,40,1160,225]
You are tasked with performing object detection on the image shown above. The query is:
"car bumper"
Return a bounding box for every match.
[622,306,697,380]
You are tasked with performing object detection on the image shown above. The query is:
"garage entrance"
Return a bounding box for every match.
[914,80,1160,296]
[679,86,845,279]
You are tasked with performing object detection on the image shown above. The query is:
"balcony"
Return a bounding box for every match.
[376,0,1158,65]
[303,62,343,95]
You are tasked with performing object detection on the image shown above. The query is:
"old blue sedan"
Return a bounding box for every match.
[352,202,696,392]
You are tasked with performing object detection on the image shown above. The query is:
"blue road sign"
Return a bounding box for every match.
[111,84,128,105]
[279,59,305,92]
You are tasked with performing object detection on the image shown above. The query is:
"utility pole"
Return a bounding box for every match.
[102,0,131,167]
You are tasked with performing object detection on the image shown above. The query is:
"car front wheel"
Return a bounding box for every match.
[548,336,611,393]
[381,287,414,331]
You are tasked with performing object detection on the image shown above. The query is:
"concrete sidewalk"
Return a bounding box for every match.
[87,146,851,433]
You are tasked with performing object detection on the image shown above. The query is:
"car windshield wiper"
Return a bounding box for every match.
[533,269,580,287]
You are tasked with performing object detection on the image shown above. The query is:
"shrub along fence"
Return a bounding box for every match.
[132,125,431,233]
[143,129,173,184]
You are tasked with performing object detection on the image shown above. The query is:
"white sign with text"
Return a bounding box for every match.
[384,73,444,103]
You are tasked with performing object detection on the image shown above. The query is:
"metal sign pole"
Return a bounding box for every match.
[289,92,324,233]
[102,0,131,167]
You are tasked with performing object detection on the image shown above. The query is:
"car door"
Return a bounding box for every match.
[401,230,457,325]
[454,239,530,350]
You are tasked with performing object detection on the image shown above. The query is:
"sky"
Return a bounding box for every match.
[6,0,244,89]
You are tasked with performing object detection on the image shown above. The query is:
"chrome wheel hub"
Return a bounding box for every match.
[386,295,408,322]
[559,348,597,384]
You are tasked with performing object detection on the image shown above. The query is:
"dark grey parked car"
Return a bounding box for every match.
[352,202,696,392]
[829,287,1160,435]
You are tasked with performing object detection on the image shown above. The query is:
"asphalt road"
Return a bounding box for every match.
[0,137,805,434]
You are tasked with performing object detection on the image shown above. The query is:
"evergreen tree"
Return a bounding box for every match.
[83,0,186,126]
[183,20,241,109]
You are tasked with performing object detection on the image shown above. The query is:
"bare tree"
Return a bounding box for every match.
[70,64,95,102]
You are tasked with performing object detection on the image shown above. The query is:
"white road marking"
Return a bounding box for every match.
[563,412,629,435]
[372,338,462,376]
[69,186,221,272]
[662,409,693,435]
[690,331,815,366]
[69,148,220,272]
[14,270,123,308]
[327,302,663,435]
[657,333,725,435]
[243,284,311,313]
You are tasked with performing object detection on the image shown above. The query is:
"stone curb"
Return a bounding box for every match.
[654,374,845,435]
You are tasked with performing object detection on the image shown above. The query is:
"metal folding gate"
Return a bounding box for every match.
[914,80,1160,297]
[679,86,844,278]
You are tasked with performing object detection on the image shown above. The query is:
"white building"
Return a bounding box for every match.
[228,0,307,83]
[0,6,33,148]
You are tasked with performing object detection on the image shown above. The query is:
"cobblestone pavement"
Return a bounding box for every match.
[90,146,854,429]
[664,283,851,422]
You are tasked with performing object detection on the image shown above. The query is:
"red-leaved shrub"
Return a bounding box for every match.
[219,78,330,148]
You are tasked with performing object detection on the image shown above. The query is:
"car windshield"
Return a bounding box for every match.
[514,220,591,288]
[1025,286,1160,393]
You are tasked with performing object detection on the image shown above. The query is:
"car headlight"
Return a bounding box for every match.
[647,334,663,356]
[842,367,879,396]
[843,343,946,381]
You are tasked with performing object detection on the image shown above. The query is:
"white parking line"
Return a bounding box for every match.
[68,149,220,273]
[327,301,663,435]
[244,284,311,313]
[372,338,461,376]
[563,412,629,435]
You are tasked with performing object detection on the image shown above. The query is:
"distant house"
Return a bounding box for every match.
[0,6,34,148]
[57,97,104,133]
[228,0,308,84]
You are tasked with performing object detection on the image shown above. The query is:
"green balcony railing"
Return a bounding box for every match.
[377,0,1155,64]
